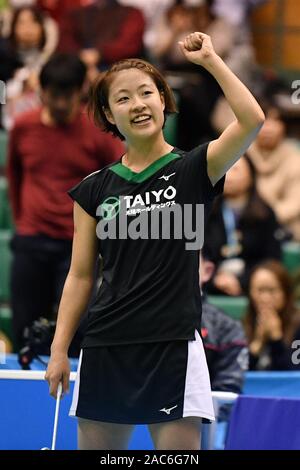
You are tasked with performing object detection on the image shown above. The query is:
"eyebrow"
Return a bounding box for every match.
[113,83,153,97]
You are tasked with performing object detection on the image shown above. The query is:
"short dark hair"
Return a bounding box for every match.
[39,53,87,91]
[88,58,178,140]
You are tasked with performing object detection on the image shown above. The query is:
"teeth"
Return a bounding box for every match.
[133,115,150,123]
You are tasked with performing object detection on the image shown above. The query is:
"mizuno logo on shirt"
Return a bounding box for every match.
[159,405,178,415]
[158,173,176,181]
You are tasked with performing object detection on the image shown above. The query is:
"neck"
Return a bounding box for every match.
[40,107,77,127]
[124,134,173,169]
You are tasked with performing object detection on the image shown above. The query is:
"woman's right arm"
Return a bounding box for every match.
[45,202,98,397]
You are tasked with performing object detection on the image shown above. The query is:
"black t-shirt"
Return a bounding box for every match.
[68,142,225,347]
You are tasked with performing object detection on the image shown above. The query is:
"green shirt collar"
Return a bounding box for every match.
[109,151,180,183]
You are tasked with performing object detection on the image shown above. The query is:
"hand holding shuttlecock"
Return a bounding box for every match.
[178,32,216,67]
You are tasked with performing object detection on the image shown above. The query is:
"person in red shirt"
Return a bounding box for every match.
[58,0,145,70]
[7,53,124,349]
[36,0,89,22]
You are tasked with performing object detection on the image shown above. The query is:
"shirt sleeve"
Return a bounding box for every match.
[184,142,226,202]
[68,173,100,219]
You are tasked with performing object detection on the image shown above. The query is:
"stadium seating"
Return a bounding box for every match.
[282,241,300,273]
[0,229,12,302]
[0,130,8,170]
[0,305,12,342]
[0,177,13,230]
[207,295,248,320]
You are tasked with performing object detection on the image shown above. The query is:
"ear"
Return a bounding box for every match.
[160,92,165,111]
[103,106,115,125]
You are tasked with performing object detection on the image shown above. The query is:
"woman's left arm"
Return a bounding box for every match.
[179,32,265,185]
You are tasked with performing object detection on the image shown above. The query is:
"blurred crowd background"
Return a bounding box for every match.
[1,0,300,392]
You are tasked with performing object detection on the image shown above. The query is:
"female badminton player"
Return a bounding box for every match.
[45,32,264,450]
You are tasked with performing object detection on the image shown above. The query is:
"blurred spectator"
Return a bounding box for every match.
[204,154,283,296]
[118,0,174,53]
[149,2,198,64]
[58,0,145,76]
[244,260,300,370]
[211,0,267,31]
[0,5,59,128]
[247,105,300,241]
[199,0,266,136]
[200,251,248,395]
[0,3,58,70]
[293,269,300,304]
[149,1,236,72]
[6,53,124,349]
[149,1,246,149]
[0,0,86,31]
[0,330,13,354]
[36,0,90,23]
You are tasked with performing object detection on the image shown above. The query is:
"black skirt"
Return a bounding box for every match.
[70,331,214,424]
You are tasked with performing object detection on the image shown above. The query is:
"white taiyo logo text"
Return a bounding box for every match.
[123,186,176,209]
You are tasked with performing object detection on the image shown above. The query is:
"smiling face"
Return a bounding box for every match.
[250,268,285,312]
[104,69,166,143]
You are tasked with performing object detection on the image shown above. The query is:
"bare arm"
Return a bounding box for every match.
[45,202,98,397]
[179,32,265,185]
